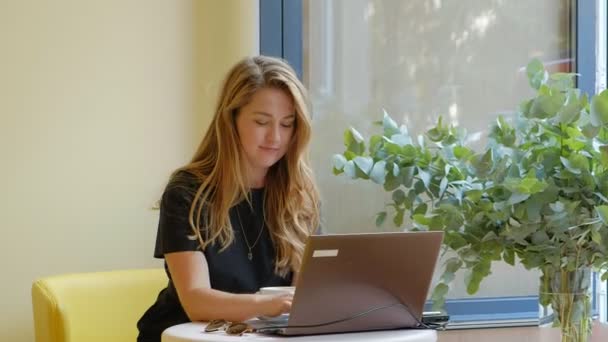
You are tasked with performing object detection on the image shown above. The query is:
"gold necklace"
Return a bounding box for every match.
[236,206,265,261]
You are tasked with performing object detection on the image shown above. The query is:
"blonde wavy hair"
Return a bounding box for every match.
[174,55,320,277]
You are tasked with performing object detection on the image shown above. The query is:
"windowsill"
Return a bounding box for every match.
[426,292,603,330]
[425,296,539,330]
[437,322,608,342]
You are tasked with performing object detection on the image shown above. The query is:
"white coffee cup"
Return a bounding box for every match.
[257,286,295,296]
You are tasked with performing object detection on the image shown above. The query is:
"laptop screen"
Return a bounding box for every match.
[257,231,443,336]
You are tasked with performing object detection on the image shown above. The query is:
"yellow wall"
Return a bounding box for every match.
[0,1,258,341]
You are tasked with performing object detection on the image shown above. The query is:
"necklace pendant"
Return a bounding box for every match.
[248,251,253,260]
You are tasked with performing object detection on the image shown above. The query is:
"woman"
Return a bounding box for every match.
[136,55,321,341]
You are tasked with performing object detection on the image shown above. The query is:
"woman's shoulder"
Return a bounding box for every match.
[170,169,201,185]
[164,170,203,198]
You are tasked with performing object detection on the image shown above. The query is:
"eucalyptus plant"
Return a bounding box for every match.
[332,59,608,310]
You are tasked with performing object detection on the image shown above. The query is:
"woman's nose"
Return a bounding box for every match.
[266,124,281,143]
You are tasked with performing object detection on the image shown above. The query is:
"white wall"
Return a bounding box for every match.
[0,1,258,341]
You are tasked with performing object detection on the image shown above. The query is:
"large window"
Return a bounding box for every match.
[260,0,606,327]
[304,0,573,300]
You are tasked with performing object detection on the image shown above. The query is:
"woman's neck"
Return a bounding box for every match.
[248,167,268,189]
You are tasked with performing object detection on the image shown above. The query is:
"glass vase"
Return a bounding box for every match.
[539,267,593,342]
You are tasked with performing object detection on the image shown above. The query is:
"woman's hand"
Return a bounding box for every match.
[256,293,293,317]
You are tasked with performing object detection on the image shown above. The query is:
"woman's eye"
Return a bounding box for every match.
[255,120,269,125]
[281,122,295,128]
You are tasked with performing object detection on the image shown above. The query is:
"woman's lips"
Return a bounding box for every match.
[260,146,280,151]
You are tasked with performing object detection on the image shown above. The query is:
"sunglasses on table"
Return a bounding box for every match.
[204,319,256,336]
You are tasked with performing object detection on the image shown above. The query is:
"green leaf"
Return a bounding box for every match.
[582,123,600,138]
[426,116,447,142]
[464,189,483,203]
[392,189,406,205]
[591,89,608,126]
[375,211,387,227]
[384,140,403,155]
[563,136,586,151]
[557,95,580,124]
[468,149,493,177]
[445,258,463,273]
[464,270,481,295]
[439,204,464,230]
[481,231,498,242]
[502,223,537,245]
[596,205,608,225]
[600,145,608,168]
[353,156,373,175]
[454,146,474,160]
[560,154,588,174]
[332,154,347,171]
[344,128,365,155]
[413,214,432,227]
[401,145,417,161]
[400,166,416,187]
[383,172,400,191]
[549,72,576,91]
[508,192,530,205]
[529,89,566,119]
[531,231,549,245]
[491,116,516,146]
[439,177,448,197]
[383,110,400,136]
[465,261,491,295]
[391,134,411,147]
[527,201,543,222]
[496,115,509,130]
[441,271,455,283]
[426,217,444,231]
[413,203,428,216]
[591,228,602,244]
[427,128,444,142]
[343,151,357,160]
[520,98,533,117]
[446,230,468,250]
[350,127,364,143]
[369,160,386,184]
[431,283,449,310]
[526,58,546,90]
[565,125,583,139]
[343,160,356,179]
[392,163,399,177]
[418,168,431,190]
[369,135,383,155]
[520,175,549,194]
[503,249,515,266]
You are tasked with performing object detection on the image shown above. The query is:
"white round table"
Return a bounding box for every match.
[161,322,437,342]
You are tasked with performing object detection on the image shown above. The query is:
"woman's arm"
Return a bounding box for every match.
[165,251,292,322]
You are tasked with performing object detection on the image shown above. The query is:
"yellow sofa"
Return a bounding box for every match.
[32,268,166,342]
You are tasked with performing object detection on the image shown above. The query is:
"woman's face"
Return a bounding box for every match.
[236,87,296,182]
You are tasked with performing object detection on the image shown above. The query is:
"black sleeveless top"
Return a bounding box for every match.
[136,172,292,342]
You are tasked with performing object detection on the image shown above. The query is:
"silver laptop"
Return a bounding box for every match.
[250,231,444,336]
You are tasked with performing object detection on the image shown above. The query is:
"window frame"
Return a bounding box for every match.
[259,0,303,79]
